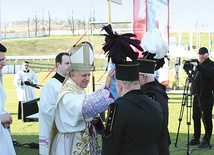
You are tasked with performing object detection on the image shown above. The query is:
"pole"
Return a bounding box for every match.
[100,0,112,122]
[107,0,112,24]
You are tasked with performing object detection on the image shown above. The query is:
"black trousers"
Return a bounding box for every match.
[18,101,39,122]
[192,95,213,141]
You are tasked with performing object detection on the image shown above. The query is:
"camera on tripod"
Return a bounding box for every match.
[183,59,198,75]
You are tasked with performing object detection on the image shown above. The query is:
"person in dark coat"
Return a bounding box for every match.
[188,47,214,148]
[102,61,164,155]
[137,58,170,155]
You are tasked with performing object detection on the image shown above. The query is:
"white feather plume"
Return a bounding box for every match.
[141,29,169,59]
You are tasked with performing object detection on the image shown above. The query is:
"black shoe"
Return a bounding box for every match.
[187,138,200,145]
[198,140,210,148]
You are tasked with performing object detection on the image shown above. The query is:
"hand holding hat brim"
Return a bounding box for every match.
[105,67,115,88]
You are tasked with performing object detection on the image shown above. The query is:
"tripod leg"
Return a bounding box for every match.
[174,98,185,147]
[186,93,193,155]
[174,78,189,147]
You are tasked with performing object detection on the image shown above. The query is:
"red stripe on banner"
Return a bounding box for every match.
[133,0,147,42]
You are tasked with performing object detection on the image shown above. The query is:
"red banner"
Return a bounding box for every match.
[133,0,147,42]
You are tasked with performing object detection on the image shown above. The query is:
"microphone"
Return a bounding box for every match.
[24,81,40,89]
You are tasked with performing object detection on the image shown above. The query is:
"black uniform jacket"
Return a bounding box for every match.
[102,90,164,155]
[141,80,170,155]
[192,58,214,98]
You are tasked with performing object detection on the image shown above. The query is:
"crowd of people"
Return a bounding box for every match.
[1,25,214,155]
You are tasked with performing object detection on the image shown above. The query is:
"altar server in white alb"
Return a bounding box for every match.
[14,61,39,121]
[49,41,115,155]
[0,43,16,155]
[39,52,71,155]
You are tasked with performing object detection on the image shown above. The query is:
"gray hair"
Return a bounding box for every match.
[117,80,140,88]
[143,73,155,82]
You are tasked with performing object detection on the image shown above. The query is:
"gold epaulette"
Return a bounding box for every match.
[105,104,117,136]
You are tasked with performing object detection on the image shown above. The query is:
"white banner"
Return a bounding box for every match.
[133,0,170,86]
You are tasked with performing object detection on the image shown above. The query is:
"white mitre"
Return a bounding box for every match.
[70,41,94,70]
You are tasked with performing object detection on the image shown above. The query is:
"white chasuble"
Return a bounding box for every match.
[0,83,16,155]
[49,78,101,155]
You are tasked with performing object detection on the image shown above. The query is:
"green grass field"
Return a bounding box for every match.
[2,71,214,155]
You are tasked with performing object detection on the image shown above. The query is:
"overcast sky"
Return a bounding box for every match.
[1,0,214,28]
[1,0,132,22]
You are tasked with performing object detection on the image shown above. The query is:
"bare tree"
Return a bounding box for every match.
[82,15,86,31]
[48,10,52,37]
[68,11,75,37]
[33,11,39,37]
[42,9,45,37]
[3,21,7,39]
[89,8,95,23]
[27,18,30,38]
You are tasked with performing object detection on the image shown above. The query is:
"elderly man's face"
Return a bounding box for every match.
[0,52,6,70]
[71,70,91,88]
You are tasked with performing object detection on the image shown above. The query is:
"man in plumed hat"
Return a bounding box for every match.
[0,43,16,155]
[101,25,164,155]
[137,58,170,155]
[49,41,115,155]
[187,47,214,148]
[102,61,164,155]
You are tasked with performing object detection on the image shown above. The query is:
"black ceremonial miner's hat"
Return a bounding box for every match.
[0,43,7,52]
[137,58,156,74]
[115,61,139,81]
